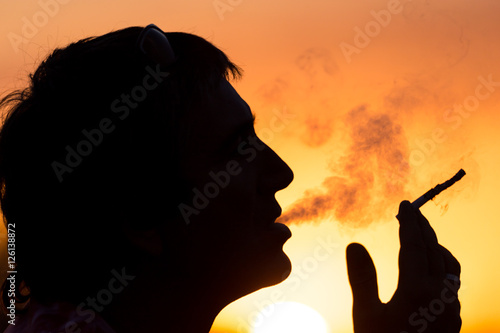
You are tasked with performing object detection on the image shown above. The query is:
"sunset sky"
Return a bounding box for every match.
[1,0,500,332]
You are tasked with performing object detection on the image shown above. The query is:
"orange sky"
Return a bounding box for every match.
[1,0,500,332]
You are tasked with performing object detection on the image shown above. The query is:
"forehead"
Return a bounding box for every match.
[187,80,253,153]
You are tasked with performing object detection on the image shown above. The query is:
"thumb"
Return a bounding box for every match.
[346,243,381,309]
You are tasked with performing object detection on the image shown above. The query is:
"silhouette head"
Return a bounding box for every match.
[0,25,294,313]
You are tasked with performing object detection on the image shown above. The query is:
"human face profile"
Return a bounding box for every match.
[178,79,294,298]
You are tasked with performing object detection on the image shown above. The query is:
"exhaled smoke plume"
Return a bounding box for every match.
[279,105,410,227]
[301,115,334,147]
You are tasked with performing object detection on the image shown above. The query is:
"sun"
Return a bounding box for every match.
[251,301,328,333]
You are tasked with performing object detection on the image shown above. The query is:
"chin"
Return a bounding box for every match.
[219,236,293,301]
[212,247,291,308]
[269,250,292,283]
[249,247,292,292]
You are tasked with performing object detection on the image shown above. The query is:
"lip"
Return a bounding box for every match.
[259,204,291,242]
[269,206,283,225]
[266,222,292,241]
[265,205,292,242]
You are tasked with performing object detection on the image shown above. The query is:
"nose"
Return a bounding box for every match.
[257,143,294,194]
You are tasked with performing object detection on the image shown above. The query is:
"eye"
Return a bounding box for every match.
[229,129,256,157]
[219,121,257,160]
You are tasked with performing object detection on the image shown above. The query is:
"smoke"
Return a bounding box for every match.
[278,105,410,227]
[300,115,334,147]
[402,1,470,68]
[295,47,339,79]
[428,153,480,215]
[254,3,477,227]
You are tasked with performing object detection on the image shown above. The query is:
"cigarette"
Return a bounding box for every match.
[412,169,466,209]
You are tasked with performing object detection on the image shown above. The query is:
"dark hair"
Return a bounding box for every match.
[0,26,241,309]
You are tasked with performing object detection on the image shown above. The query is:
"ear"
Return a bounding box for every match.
[122,225,164,257]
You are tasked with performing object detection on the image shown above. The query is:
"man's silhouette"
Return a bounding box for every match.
[0,25,461,332]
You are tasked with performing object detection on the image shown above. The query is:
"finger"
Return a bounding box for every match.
[397,201,428,285]
[415,210,446,278]
[440,245,461,294]
[440,245,461,277]
[397,201,425,250]
[438,245,462,330]
[415,209,439,246]
[441,294,461,333]
[447,313,462,333]
[346,243,380,310]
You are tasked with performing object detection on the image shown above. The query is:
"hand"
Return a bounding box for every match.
[346,201,461,333]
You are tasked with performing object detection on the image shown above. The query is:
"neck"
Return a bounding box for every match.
[102,268,227,333]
